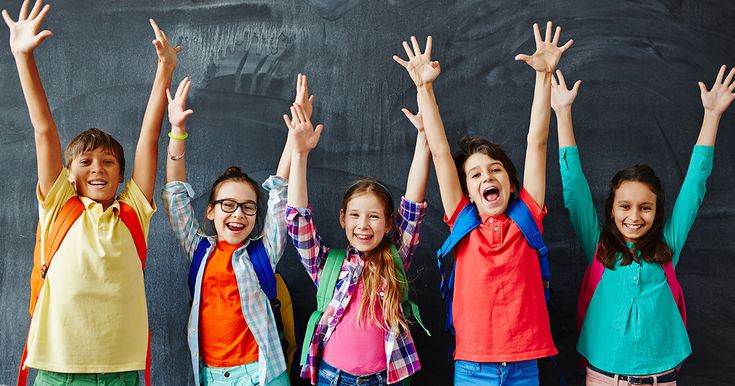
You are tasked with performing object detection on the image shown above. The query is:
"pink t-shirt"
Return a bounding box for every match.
[446,189,557,362]
[322,279,387,375]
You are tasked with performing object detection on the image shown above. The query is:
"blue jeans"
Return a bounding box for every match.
[454,360,539,386]
[34,370,139,386]
[201,362,290,386]
[317,360,387,386]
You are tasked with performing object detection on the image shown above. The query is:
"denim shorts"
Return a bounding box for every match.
[34,370,139,386]
[317,360,388,386]
[454,359,539,386]
[201,362,290,386]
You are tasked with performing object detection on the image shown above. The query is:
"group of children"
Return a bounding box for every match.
[5,0,734,385]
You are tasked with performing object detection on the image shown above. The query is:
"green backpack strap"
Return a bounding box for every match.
[300,249,346,366]
[389,246,430,337]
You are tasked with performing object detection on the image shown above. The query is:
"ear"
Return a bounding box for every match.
[206,204,215,221]
[339,209,346,229]
[384,215,394,234]
[510,184,517,193]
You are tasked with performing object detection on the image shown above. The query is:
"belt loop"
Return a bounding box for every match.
[653,374,659,386]
[330,367,340,386]
[66,372,74,385]
[614,373,620,386]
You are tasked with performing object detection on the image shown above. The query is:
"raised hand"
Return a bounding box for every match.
[150,19,180,69]
[402,94,424,133]
[294,73,315,120]
[166,77,193,129]
[551,69,582,112]
[699,65,735,117]
[515,21,573,73]
[283,103,323,154]
[2,0,52,55]
[393,36,441,87]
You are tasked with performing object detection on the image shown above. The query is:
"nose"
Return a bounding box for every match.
[356,216,369,229]
[629,207,641,220]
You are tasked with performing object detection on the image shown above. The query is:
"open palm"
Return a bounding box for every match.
[700,65,735,116]
[2,0,52,55]
[393,36,441,87]
[515,21,573,73]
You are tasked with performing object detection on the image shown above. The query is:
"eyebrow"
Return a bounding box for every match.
[467,162,502,173]
[616,200,655,205]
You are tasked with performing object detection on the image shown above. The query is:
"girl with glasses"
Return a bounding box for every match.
[161,75,314,386]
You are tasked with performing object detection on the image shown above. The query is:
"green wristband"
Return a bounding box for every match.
[168,131,189,140]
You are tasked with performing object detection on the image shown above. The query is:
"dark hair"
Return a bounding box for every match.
[64,128,125,176]
[452,136,520,200]
[597,164,672,269]
[206,166,261,235]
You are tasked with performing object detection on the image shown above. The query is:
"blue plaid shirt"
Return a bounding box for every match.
[162,176,288,386]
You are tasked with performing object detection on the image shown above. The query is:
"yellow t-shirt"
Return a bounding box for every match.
[25,168,155,373]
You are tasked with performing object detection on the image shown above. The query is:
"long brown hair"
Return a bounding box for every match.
[341,178,408,332]
[598,165,672,269]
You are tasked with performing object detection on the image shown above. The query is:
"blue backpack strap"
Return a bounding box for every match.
[189,238,211,298]
[248,239,277,301]
[436,202,481,334]
[506,199,552,302]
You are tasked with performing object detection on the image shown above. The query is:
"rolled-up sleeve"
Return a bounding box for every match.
[286,205,328,285]
[162,181,204,262]
[261,175,289,270]
[393,197,427,270]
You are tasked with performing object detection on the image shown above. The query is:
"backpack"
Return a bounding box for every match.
[576,245,687,332]
[189,238,298,373]
[18,196,150,386]
[436,199,553,335]
[300,245,429,386]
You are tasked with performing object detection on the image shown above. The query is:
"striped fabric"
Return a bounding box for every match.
[286,197,427,384]
[162,176,288,386]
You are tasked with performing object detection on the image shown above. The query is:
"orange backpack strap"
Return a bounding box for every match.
[19,199,151,386]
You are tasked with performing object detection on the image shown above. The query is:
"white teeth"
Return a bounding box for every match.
[355,234,372,240]
[89,181,106,186]
[625,223,643,230]
[226,223,245,231]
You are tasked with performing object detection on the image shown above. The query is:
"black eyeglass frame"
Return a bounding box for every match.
[212,199,258,215]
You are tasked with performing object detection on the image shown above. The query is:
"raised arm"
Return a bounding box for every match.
[551,69,582,148]
[514,21,573,208]
[165,77,193,184]
[401,96,431,203]
[393,36,464,216]
[696,65,735,146]
[3,0,60,196]
[665,65,735,265]
[132,19,180,202]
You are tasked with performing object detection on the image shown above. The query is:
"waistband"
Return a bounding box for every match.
[320,360,388,384]
[588,364,679,384]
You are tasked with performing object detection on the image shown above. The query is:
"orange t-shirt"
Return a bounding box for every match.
[199,240,259,367]
[445,189,557,362]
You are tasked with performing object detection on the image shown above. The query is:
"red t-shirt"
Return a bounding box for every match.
[199,241,259,367]
[445,189,557,362]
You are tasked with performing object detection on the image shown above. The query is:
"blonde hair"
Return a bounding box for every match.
[342,179,408,332]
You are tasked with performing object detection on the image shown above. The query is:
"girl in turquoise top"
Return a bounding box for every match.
[550,66,735,385]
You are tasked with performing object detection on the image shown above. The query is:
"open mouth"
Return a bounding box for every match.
[624,223,644,231]
[482,186,500,203]
[88,180,107,186]
[354,234,373,242]
[226,222,245,232]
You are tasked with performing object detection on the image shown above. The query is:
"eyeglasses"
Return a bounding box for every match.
[213,199,258,215]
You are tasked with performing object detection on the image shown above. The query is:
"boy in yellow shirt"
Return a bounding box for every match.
[3,0,180,383]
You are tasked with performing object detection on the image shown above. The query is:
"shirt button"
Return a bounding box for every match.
[494,226,499,232]
[633,276,638,281]
[224,372,230,378]
[490,218,494,223]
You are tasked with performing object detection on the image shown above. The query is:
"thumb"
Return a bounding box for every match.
[35,30,53,44]
[314,124,325,139]
[514,54,531,62]
[572,80,582,93]
[698,82,708,94]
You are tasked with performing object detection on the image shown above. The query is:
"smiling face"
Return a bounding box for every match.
[206,180,258,245]
[67,146,123,208]
[340,192,393,254]
[611,180,657,242]
[463,153,516,216]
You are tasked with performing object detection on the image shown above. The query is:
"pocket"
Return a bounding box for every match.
[516,360,539,378]
[455,360,480,376]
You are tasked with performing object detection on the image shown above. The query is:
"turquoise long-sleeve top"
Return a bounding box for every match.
[559,145,713,375]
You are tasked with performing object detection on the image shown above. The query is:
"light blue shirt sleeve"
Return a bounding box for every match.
[663,145,714,267]
[559,146,603,263]
[261,175,289,271]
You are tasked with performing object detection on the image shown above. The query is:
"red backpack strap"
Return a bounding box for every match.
[118,202,150,385]
[20,196,85,386]
[661,262,687,327]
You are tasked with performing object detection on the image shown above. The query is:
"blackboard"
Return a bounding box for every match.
[1,0,734,385]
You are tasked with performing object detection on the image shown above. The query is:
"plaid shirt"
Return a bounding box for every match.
[162,176,288,386]
[286,197,427,384]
